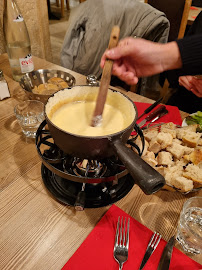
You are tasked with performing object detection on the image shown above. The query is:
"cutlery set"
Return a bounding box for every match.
[137,97,163,120]
[137,99,168,129]
[114,217,175,270]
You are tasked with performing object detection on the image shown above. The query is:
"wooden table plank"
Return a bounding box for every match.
[0,54,201,270]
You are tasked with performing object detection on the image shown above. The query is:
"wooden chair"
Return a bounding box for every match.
[145,0,192,41]
[56,0,70,17]
[56,0,86,17]
[144,0,192,102]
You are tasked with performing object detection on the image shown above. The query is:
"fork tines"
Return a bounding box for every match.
[114,216,130,248]
[114,216,130,269]
[148,231,161,250]
[138,231,161,270]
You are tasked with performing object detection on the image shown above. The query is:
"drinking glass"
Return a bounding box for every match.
[14,100,44,138]
[176,197,202,254]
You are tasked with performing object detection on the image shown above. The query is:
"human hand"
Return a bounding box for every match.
[179,76,202,97]
[100,37,182,85]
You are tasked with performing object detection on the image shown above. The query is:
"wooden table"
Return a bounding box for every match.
[188,6,202,25]
[0,54,201,269]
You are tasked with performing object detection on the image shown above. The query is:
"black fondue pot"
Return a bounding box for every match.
[45,86,165,195]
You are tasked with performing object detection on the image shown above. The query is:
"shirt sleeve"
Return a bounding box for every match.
[176,34,202,76]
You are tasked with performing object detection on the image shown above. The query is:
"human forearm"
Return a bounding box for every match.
[160,41,182,71]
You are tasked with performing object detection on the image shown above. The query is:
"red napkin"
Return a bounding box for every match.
[62,205,201,270]
[134,102,182,128]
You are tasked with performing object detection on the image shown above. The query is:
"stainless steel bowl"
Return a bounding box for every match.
[20,69,76,103]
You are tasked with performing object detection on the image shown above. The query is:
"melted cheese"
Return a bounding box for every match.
[50,100,128,136]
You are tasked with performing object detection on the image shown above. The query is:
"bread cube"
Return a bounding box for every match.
[172,138,182,145]
[176,125,197,139]
[166,142,185,159]
[142,156,158,167]
[161,127,176,138]
[148,138,161,154]
[183,164,202,183]
[161,122,176,130]
[156,132,173,149]
[157,151,173,166]
[184,148,202,165]
[144,129,158,142]
[182,132,201,148]
[173,176,194,192]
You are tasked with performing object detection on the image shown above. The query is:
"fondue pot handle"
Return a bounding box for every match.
[111,139,165,195]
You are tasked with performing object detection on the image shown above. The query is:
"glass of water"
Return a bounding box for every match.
[14,100,44,138]
[176,197,202,254]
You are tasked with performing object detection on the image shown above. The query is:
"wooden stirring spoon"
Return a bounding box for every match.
[91,25,120,127]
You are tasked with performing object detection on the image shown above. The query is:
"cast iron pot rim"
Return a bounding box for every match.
[45,85,138,140]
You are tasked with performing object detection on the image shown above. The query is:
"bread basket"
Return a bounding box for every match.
[20,69,76,103]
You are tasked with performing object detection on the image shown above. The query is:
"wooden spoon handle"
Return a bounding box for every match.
[91,25,120,127]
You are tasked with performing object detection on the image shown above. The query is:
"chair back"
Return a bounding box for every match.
[145,0,192,41]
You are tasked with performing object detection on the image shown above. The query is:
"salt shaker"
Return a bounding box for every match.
[0,70,10,100]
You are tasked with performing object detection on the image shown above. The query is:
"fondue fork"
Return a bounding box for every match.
[114,216,130,270]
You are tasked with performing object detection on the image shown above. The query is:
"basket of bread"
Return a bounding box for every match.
[20,69,76,103]
[132,122,202,194]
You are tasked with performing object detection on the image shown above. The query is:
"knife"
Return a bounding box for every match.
[138,105,167,128]
[157,236,175,270]
[137,97,163,120]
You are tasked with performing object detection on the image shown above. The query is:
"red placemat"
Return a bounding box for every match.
[62,205,201,270]
[134,102,182,127]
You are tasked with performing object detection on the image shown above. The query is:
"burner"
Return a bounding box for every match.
[41,164,134,208]
[64,158,107,177]
[36,120,144,210]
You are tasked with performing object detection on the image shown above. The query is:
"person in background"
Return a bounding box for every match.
[165,11,202,113]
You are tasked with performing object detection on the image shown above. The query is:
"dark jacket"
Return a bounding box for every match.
[167,12,202,113]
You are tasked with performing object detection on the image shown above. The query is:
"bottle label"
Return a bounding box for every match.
[19,54,34,73]
[13,14,24,22]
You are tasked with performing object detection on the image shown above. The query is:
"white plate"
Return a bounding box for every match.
[182,112,197,127]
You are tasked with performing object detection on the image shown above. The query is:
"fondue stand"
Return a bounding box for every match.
[0,54,201,268]
[36,119,143,210]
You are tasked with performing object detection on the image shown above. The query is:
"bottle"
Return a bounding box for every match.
[0,70,10,100]
[3,0,34,82]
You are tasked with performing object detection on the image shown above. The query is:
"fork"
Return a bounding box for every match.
[113,216,130,270]
[138,231,162,270]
